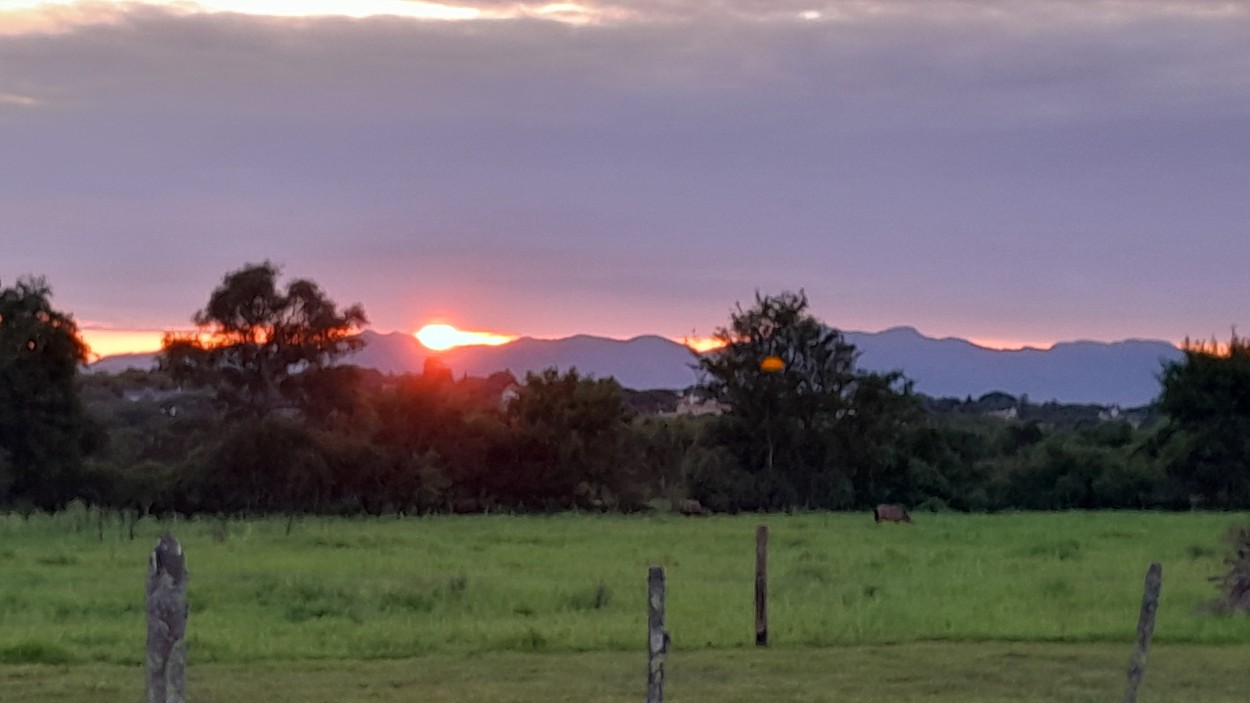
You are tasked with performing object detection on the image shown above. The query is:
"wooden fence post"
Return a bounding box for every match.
[755,524,768,647]
[647,566,669,703]
[1121,562,1163,703]
[147,532,189,703]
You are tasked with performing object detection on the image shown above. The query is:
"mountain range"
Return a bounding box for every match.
[89,327,1183,407]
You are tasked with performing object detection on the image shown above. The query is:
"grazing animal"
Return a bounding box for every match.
[679,499,708,516]
[874,504,912,524]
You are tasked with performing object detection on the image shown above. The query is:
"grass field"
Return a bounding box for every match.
[2,509,1249,700]
[4,643,1250,703]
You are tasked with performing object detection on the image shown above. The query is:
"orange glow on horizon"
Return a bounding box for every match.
[79,329,166,360]
[415,323,517,351]
[681,335,726,353]
[965,337,1055,351]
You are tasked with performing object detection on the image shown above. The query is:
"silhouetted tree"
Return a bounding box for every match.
[1156,334,1250,507]
[841,370,923,504]
[696,291,917,509]
[160,262,367,417]
[509,368,640,509]
[0,277,98,509]
[192,417,332,514]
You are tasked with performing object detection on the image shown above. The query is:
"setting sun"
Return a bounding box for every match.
[415,323,517,351]
[681,336,726,353]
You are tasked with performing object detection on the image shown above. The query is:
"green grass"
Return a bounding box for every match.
[3,643,1249,702]
[1,509,1249,699]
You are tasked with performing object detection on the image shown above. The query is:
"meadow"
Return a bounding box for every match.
[2,509,1249,701]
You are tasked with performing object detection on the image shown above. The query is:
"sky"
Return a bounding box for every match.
[3,1,1250,357]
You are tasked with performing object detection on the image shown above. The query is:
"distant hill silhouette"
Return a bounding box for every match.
[89,352,160,375]
[87,327,1182,406]
[349,331,701,391]
[843,327,1180,407]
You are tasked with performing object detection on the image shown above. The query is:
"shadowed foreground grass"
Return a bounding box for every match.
[3,643,1248,702]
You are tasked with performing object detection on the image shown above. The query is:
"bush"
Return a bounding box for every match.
[682,445,754,513]
[1208,525,1250,614]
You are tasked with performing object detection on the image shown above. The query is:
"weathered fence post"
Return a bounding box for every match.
[1121,562,1163,703]
[647,566,669,703]
[147,532,189,703]
[755,524,768,647]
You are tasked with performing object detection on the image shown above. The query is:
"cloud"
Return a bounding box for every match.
[0,2,130,36]
[6,1,1249,33]
[188,1,483,20]
[8,2,1249,126]
[3,1,1250,341]
[0,91,39,106]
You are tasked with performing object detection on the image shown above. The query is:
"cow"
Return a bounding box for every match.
[679,499,709,516]
[874,504,912,524]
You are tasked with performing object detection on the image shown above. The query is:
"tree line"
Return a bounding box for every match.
[3,264,1250,517]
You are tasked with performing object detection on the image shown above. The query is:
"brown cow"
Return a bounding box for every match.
[679,499,708,516]
[873,504,912,524]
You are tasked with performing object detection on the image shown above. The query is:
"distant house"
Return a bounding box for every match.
[120,386,213,418]
[498,383,521,411]
[669,392,729,417]
[448,370,522,412]
[1098,404,1148,428]
[985,406,1019,421]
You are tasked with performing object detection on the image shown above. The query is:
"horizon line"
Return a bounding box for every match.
[78,325,1183,361]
